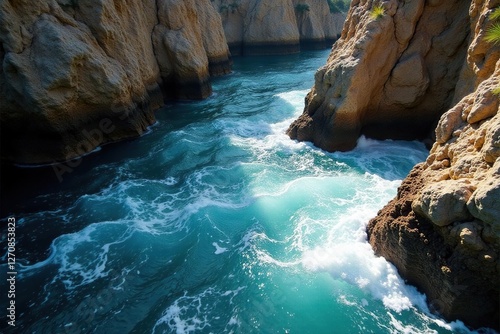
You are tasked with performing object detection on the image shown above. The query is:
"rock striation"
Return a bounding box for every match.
[289,0,499,329]
[0,0,231,164]
[211,0,345,55]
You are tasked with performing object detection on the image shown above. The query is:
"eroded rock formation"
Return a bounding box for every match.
[293,0,345,48]
[295,0,500,329]
[212,0,345,55]
[288,0,471,151]
[368,0,500,328]
[368,105,500,330]
[0,0,231,164]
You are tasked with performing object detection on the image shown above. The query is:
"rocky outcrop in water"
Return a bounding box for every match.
[288,0,471,151]
[368,0,500,327]
[288,0,500,329]
[212,0,345,55]
[368,103,500,329]
[0,0,231,164]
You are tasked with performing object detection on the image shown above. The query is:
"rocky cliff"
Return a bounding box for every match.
[211,0,345,55]
[287,0,499,329]
[288,0,471,151]
[0,0,231,164]
[293,0,346,48]
[368,0,500,326]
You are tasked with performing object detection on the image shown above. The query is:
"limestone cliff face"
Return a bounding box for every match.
[301,0,500,329]
[153,0,232,99]
[212,0,346,55]
[293,0,345,47]
[368,33,500,329]
[288,0,470,151]
[368,0,500,328]
[0,0,231,164]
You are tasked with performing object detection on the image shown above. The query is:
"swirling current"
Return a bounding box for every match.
[0,50,481,333]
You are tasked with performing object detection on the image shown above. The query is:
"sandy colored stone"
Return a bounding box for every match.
[467,160,500,229]
[412,180,475,227]
[0,0,154,164]
[468,90,499,124]
[384,54,429,107]
[292,0,345,47]
[212,0,345,55]
[288,0,470,151]
[294,0,325,43]
[361,0,500,330]
[244,0,299,44]
[481,112,500,163]
[194,0,232,76]
[453,223,487,251]
[0,0,231,164]
[212,0,299,54]
[74,0,160,98]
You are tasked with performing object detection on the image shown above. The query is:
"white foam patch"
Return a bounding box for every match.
[213,242,228,255]
[275,90,310,110]
[64,162,250,238]
[226,89,311,161]
[302,242,421,313]
[254,248,301,268]
[236,224,301,269]
[165,177,178,185]
[18,221,135,289]
[386,312,477,334]
[355,136,383,149]
[152,287,245,334]
[293,172,477,333]
[288,170,430,315]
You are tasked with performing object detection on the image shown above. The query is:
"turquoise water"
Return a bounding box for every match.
[0,50,480,333]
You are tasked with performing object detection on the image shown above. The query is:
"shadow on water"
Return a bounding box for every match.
[0,50,330,217]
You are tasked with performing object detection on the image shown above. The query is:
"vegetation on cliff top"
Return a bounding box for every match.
[485,7,500,44]
[370,4,385,20]
[486,7,500,97]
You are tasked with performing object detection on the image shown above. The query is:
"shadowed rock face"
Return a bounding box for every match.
[299,0,500,329]
[0,0,231,164]
[212,0,345,55]
[293,0,345,49]
[288,0,471,151]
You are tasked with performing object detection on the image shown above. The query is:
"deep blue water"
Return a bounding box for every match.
[0,50,482,333]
